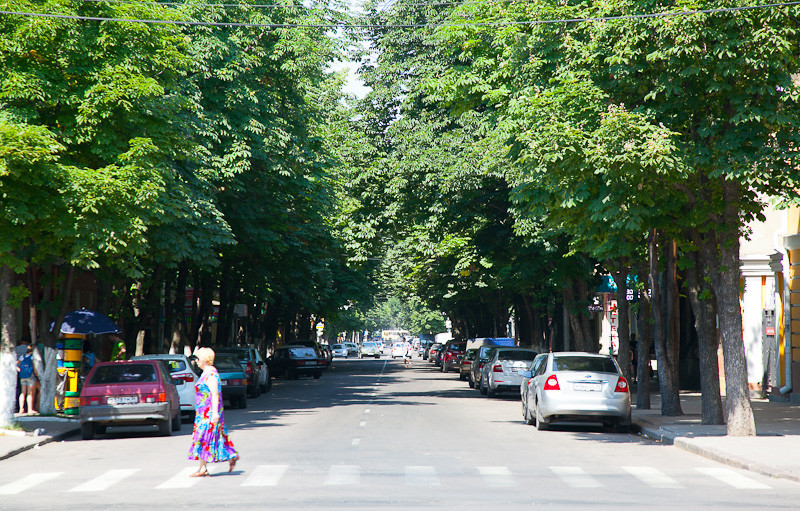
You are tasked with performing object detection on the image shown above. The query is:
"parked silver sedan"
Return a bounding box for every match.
[523,352,631,433]
[478,348,538,397]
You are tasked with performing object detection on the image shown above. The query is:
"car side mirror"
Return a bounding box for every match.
[518,370,532,378]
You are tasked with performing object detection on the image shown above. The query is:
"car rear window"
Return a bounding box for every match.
[218,349,248,362]
[289,347,317,358]
[497,350,537,361]
[90,364,157,384]
[332,344,344,349]
[362,343,377,348]
[214,354,242,372]
[163,360,187,373]
[553,356,618,373]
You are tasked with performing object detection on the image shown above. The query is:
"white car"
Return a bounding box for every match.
[358,342,381,358]
[331,344,348,358]
[523,352,631,433]
[391,342,407,359]
[131,354,197,421]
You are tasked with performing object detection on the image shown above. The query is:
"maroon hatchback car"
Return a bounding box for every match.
[79,360,181,440]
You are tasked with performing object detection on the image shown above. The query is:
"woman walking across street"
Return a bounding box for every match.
[403,339,412,368]
[188,347,239,477]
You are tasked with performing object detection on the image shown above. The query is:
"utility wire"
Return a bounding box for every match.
[1,1,798,28]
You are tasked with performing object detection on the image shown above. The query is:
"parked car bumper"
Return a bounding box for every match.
[539,392,631,422]
[79,403,172,426]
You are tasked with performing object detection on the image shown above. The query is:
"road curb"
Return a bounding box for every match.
[0,427,80,462]
[673,437,800,484]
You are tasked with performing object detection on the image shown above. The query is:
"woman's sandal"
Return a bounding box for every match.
[190,469,209,478]
[229,456,239,473]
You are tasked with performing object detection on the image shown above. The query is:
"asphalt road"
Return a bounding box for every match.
[2,355,799,510]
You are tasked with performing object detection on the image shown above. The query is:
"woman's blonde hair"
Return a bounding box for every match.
[196,347,215,365]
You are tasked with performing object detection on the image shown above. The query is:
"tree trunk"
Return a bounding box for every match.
[576,278,595,352]
[636,284,652,409]
[563,284,586,351]
[684,243,724,425]
[650,230,682,416]
[0,266,18,428]
[613,266,631,382]
[37,264,75,416]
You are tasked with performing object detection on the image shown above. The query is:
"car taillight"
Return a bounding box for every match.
[245,362,254,375]
[615,377,630,393]
[144,393,167,403]
[174,373,194,383]
[479,362,485,369]
[463,360,472,365]
[493,364,503,373]
[79,397,102,406]
[544,375,560,390]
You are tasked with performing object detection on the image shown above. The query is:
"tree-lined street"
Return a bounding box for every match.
[2,358,799,510]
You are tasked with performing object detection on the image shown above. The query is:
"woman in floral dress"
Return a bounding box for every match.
[188,347,239,477]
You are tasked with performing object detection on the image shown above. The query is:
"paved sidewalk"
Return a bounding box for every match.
[633,392,800,483]
[0,414,80,461]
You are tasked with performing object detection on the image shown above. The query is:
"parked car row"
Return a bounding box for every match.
[435,339,633,434]
[78,341,332,440]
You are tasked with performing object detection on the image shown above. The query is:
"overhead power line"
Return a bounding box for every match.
[1,1,798,29]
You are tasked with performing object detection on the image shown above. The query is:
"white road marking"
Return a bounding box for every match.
[0,472,63,495]
[68,469,139,492]
[695,467,771,489]
[324,465,360,485]
[405,466,440,486]
[359,421,367,427]
[622,466,682,488]
[478,466,516,487]
[352,438,361,446]
[241,465,288,487]
[156,467,202,489]
[364,408,371,414]
[550,466,602,488]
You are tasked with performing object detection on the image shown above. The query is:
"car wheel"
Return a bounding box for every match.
[96,425,107,435]
[80,422,95,440]
[534,400,548,431]
[313,372,322,379]
[459,372,466,381]
[486,384,495,398]
[479,378,488,395]
[264,375,272,392]
[616,414,631,434]
[172,411,182,432]
[468,378,475,389]
[239,395,248,409]
[375,355,380,359]
[158,418,172,436]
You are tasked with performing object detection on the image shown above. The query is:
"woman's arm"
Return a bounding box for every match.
[209,371,221,424]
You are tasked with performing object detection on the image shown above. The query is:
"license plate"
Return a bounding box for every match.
[573,382,601,392]
[221,380,228,386]
[107,396,138,405]
[304,361,316,366]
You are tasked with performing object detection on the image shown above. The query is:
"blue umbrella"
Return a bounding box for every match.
[59,309,121,335]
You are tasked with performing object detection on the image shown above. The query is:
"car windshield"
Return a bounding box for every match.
[163,360,186,372]
[363,343,377,348]
[90,364,156,384]
[289,347,317,358]
[553,356,618,373]
[497,350,537,361]
[332,344,344,349]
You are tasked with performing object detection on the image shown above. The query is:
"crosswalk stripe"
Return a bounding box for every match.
[405,466,440,486]
[68,469,139,493]
[156,467,202,489]
[550,466,603,488]
[324,465,360,486]
[622,466,682,488]
[695,467,771,489]
[477,466,516,487]
[0,472,63,495]
[242,465,289,487]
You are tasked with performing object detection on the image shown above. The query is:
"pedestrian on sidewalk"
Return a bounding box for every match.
[188,347,239,477]
[16,345,37,415]
[404,339,412,368]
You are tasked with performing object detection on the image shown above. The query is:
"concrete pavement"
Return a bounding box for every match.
[632,392,800,483]
[0,414,80,461]
[2,392,800,486]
